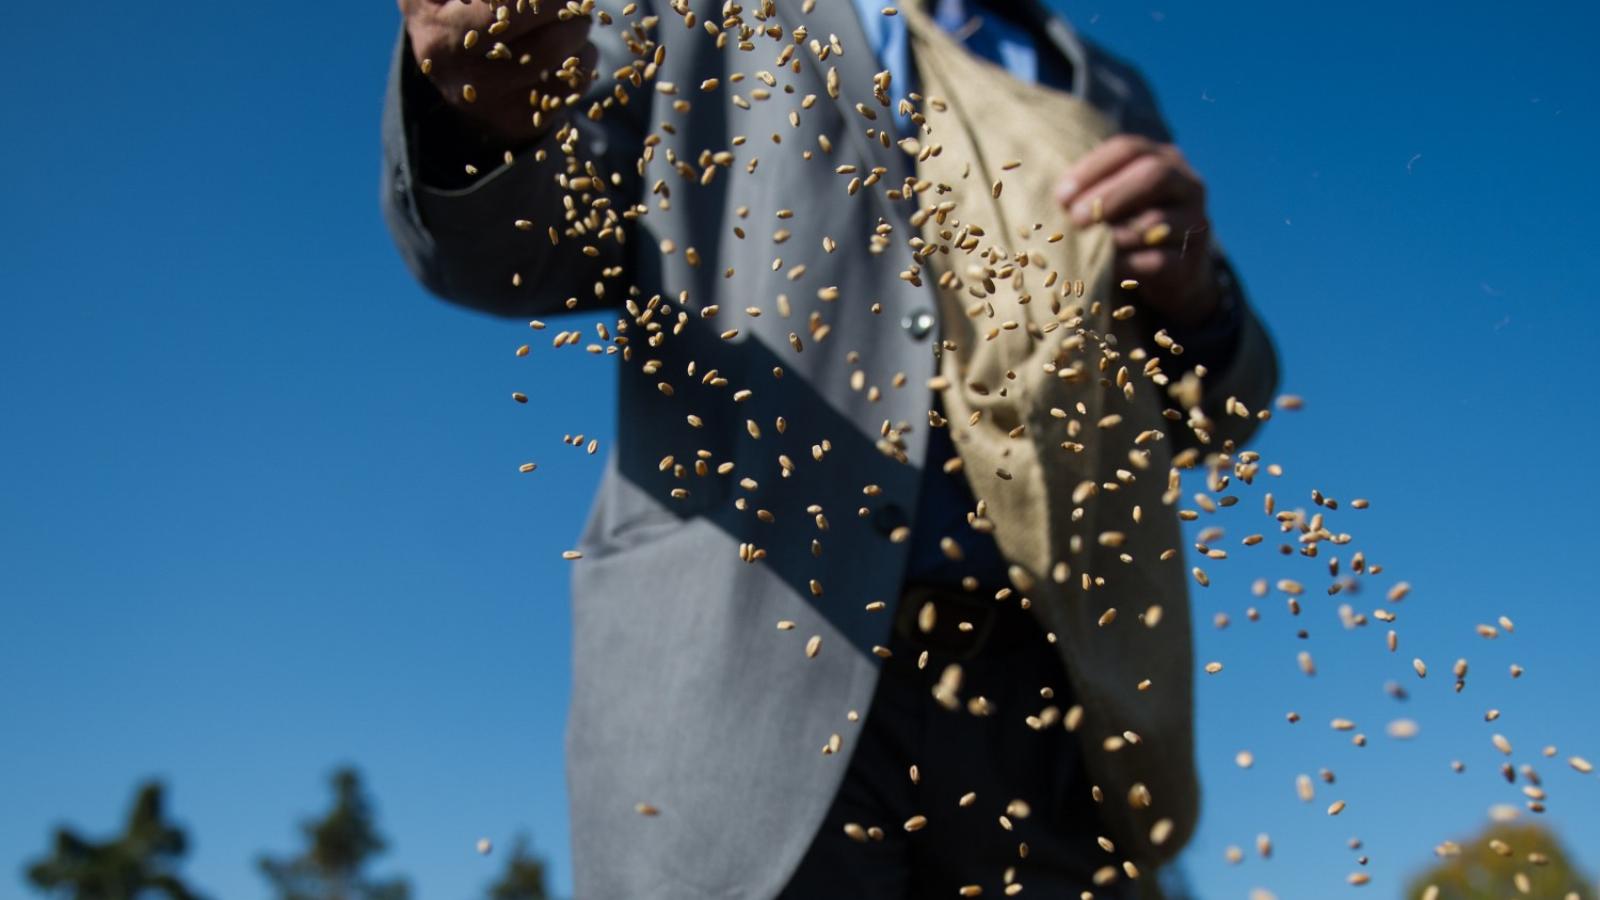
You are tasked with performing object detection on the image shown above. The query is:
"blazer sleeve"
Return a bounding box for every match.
[1102,48,1282,452]
[1179,254,1280,452]
[380,12,647,320]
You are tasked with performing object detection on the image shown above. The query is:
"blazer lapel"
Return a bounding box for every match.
[1013,0,1089,98]
[768,0,916,187]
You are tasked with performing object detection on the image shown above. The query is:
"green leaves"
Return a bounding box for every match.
[257,768,411,900]
[25,781,206,900]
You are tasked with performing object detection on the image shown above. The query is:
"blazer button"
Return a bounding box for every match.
[901,308,935,340]
[872,503,909,536]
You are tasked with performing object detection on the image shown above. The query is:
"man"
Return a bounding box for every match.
[382,0,1278,897]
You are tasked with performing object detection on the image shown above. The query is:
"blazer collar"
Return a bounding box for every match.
[761,0,1089,189]
[769,0,917,189]
[1011,0,1089,98]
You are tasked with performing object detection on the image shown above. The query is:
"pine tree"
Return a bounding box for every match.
[25,780,206,900]
[484,835,550,900]
[257,767,410,900]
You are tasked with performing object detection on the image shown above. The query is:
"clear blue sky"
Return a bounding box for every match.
[3,1,1598,897]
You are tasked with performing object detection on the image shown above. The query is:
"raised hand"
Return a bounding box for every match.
[399,0,598,144]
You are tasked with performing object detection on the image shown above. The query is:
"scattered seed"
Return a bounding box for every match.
[1386,719,1419,739]
[418,22,1586,881]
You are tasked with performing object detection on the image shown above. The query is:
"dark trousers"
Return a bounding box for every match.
[781,589,1133,899]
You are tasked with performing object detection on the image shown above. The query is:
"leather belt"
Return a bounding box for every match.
[894,583,1043,661]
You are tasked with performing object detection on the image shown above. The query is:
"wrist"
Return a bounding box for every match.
[401,42,554,190]
[1168,274,1222,330]
[1144,259,1222,331]
[1157,254,1245,373]
[402,28,557,152]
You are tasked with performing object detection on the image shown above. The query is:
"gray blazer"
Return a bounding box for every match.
[382,2,1278,896]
